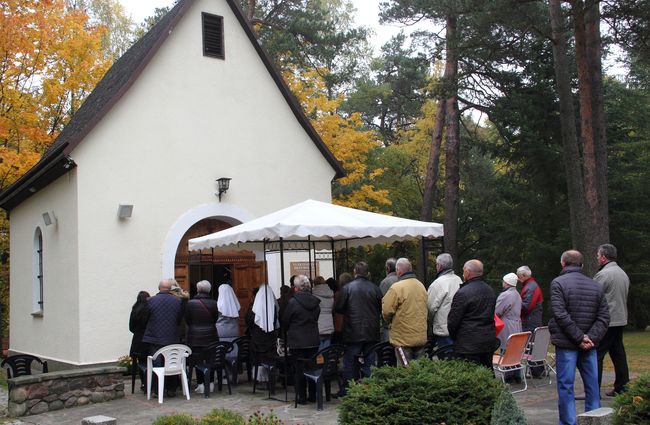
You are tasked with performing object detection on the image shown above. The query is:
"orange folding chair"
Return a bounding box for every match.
[492,331,531,393]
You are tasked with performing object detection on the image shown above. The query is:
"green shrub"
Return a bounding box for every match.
[338,359,506,425]
[490,390,527,425]
[200,408,245,425]
[613,372,650,425]
[246,410,284,425]
[152,413,198,425]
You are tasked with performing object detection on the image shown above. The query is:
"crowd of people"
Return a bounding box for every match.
[128,243,630,424]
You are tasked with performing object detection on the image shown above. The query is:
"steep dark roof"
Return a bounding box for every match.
[0,0,344,212]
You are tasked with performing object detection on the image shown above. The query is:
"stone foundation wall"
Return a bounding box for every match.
[7,366,125,417]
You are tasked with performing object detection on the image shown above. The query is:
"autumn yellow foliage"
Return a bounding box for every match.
[0,0,111,191]
[0,1,112,312]
[284,68,390,212]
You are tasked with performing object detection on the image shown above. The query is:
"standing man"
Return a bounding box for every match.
[518,265,545,377]
[447,260,498,369]
[549,250,609,425]
[594,243,630,396]
[517,265,543,332]
[383,258,428,365]
[379,258,399,296]
[142,278,184,397]
[427,253,462,348]
[334,261,382,396]
[379,258,399,342]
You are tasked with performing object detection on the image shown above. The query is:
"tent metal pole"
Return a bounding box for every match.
[330,239,336,279]
[280,237,285,286]
[263,239,269,283]
[421,236,427,285]
[308,235,313,279]
[345,240,349,273]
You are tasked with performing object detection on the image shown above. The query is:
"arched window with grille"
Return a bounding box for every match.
[33,227,44,315]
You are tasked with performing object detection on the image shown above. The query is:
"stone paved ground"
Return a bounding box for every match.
[0,372,617,424]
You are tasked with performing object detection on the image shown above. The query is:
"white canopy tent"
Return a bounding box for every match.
[188,199,444,252]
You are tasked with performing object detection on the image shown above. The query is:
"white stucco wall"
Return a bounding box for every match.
[65,0,334,364]
[8,170,80,363]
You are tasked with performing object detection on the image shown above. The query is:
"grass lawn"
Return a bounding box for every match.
[602,329,650,376]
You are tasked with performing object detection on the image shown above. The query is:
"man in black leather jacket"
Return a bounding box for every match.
[334,262,382,396]
[447,259,498,369]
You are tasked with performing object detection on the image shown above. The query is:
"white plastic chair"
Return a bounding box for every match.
[492,331,531,394]
[146,344,192,403]
[524,326,556,386]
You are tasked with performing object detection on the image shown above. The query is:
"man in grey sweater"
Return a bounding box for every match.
[594,243,630,396]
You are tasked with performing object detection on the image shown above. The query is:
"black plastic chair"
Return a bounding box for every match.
[429,344,455,360]
[189,341,234,398]
[353,341,396,380]
[232,336,252,384]
[252,338,286,400]
[294,344,345,411]
[1,354,48,379]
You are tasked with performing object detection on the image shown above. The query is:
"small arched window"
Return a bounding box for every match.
[32,227,44,315]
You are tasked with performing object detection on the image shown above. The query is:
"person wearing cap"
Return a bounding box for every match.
[495,273,523,351]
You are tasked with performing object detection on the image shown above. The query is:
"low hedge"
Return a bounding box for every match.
[338,358,525,425]
[151,409,280,425]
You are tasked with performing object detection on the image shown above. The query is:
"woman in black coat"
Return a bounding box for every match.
[185,280,219,393]
[281,275,320,404]
[129,290,150,391]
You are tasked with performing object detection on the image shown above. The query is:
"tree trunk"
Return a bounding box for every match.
[247,0,256,22]
[443,14,460,263]
[420,100,446,222]
[585,0,609,241]
[549,0,588,255]
[572,0,606,274]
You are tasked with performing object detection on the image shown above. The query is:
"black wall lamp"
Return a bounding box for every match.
[216,177,231,201]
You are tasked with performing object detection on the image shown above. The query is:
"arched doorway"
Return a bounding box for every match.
[174,218,265,333]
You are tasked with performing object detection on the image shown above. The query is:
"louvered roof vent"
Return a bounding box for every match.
[202,12,224,59]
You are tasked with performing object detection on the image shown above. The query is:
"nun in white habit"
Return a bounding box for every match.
[245,283,279,383]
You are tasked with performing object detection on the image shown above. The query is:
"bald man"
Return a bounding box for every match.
[142,278,184,397]
[447,260,498,369]
[549,250,609,425]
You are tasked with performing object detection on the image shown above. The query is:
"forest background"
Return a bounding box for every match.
[1,0,649,333]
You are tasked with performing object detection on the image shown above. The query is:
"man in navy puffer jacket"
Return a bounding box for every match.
[549,250,609,425]
[142,278,183,396]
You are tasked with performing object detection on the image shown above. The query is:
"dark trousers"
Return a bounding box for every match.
[597,326,629,392]
[454,351,494,373]
[292,347,318,402]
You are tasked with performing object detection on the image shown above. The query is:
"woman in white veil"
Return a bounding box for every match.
[216,283,241,382]
[245,283,279,385]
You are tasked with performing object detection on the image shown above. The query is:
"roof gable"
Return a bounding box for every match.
[0,0,344,211]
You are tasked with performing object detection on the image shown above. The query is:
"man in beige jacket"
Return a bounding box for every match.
[382,258,428,365]
[427,253,462,348]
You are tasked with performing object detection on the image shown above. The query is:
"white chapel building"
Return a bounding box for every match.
[0,0,344,367]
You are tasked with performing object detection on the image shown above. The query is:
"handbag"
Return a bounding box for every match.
[494,314,505,336]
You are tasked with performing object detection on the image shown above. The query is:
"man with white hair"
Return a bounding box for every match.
[185,280,218,394]
[383,258,428,365]
[427,253,462,348]
[517,265,543,333]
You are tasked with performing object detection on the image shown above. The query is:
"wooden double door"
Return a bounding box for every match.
[174,218,266,334]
